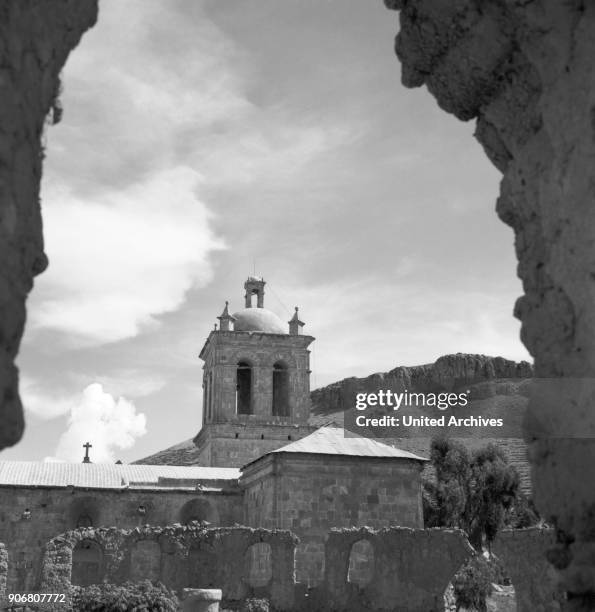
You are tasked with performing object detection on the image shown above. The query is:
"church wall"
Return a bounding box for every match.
[0,485,242,592]
[241,454,424,585]
[195,422,316,468]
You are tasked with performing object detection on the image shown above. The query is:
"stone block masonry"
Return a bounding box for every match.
[241,452,424,585]
[40,525,297,611]
[0,485,242,592]
[0,0,98,451]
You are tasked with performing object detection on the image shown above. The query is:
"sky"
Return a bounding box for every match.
[5,0,531,464]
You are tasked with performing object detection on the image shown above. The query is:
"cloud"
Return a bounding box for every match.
[31,167,224,343]
[47,383,147,463]
[20,376,75,420]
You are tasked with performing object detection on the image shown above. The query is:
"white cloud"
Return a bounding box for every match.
[31,167,224,343]
[48,383,147,463]
[20,376,75,420]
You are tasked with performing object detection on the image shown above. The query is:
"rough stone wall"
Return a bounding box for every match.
[194,422,316,468]
[241,454,424,586]
[40,525,297,610]
[0,0,98,451]
[384,2,595,608]
[323,527,474,612]
[494,528,564,612]
[0,543,7,599]
[0,485,242,592]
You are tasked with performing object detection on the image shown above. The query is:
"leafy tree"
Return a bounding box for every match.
[423,436,521,550]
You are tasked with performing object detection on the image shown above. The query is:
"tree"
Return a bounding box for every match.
[423,436,521,550]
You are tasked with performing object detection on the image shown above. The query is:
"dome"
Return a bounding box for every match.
[232,307,287,334]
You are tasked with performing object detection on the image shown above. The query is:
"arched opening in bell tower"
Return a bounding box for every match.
[236,360,253,415]
[272,361,290,417]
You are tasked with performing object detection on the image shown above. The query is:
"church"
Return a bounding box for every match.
[0,277,426,592]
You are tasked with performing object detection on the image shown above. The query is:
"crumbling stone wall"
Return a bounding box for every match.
[494,528,564,612]
[40,525,297,610]
[0,543,7,599]
[323,527,474,612]
[0,0,98,451]
[384,2,595,608]
[0,485,242,592]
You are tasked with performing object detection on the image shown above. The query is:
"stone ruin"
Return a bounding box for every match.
[1,0,595,608]
[0,525,565,611]
[39,525,297,610]
[323,527,474,612]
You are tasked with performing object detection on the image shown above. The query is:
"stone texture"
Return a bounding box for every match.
[0,0,98,451]
[323,526,474,611]
[0,484,242,592]
[385,2,595,607]
[240,452,424,586]
[494,528,563,612]
[0,543,7,599]
[40,525,297,611]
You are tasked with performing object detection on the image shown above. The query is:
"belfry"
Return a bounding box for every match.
[193,277,317,467]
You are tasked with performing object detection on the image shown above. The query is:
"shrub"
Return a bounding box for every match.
[72,580,179,611]
[452,557,493,612]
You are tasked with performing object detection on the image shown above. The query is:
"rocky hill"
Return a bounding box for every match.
[137,353,533,490]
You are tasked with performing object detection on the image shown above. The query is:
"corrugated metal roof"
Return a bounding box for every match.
[261,426,428,463]
[0,462,240,489]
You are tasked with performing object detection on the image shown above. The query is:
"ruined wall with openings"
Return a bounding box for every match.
[0,485,242,592]
[40,525,297,611]
[322,527,474,612]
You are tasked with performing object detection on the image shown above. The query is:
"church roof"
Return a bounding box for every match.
[244,426,428,468]
[0,461,240,490]
[232,307,287,334]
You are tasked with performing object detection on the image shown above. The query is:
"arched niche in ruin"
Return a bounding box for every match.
[71,539,103,587]
[244,542,273,588]
[346,538,375,589]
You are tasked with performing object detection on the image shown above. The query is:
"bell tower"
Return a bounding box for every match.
[193,278,317,468]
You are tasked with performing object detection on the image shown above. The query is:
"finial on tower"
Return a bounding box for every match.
[244,277,265,308]
[288,306,304,335]
[217,301,236,331]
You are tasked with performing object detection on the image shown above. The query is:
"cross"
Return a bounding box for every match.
[82,442,92,464]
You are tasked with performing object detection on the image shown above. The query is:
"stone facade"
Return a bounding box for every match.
[240,452,425,585]
[193,421,316,469]
[0,485,242,593]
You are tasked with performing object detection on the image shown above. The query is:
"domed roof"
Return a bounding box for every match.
[232,307,286,334]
